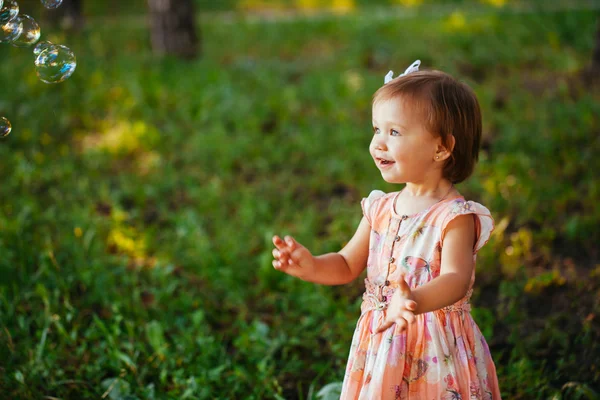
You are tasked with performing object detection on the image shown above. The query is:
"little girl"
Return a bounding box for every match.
[272,61,501,399]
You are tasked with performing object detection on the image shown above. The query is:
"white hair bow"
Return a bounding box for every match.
[384,60,421,84]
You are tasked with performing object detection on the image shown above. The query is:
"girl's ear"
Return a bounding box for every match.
[435,135,455,161]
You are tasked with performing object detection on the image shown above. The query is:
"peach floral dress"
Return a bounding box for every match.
[340,190,502,400]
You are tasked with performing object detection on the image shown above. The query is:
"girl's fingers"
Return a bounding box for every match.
[402,310,415,324]
[396,318,407,331]
[274,258,292,270]
[374,315,415,334]
[272,235,288,251]
[272,245,293,263]
[272,248,285,262]
[273,235,298,259]
[272,238,300,270]
[374,318,394,334]
[284,235,296,251]
[287,258,301,269]
[398,273,412,297]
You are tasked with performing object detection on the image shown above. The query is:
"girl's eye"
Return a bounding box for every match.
[391,129,400,136]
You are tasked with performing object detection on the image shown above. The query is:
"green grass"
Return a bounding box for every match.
[0,4,599,399]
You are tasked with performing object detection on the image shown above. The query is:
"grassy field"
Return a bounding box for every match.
[1,3,599,399]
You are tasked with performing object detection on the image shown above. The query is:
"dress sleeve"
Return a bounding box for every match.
[440,200,495,254]
[360,190,386,226]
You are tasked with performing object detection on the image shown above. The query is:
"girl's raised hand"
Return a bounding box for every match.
[272,235,315,280]
[374,273,417,334]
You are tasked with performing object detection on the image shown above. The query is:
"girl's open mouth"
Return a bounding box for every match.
[376,158,395,168]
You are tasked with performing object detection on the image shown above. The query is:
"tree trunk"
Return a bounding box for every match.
[147,0,199,60]
[46,0,84,31]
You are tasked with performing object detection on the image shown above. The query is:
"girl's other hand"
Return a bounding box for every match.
[374,273,417,334]
[272,235,315,280]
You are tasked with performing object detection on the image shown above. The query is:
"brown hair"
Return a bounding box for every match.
[372,70,482,184]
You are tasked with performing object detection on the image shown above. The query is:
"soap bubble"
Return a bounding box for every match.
[0,1,3,11]
[41,0,62,9]
[0,0,18,25]
[0,13,22,43]
[33,39,52,55]
[34,43,76,83]
[12,14,40,47]
[0,117,11,138]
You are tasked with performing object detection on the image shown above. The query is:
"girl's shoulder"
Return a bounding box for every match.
[432,197,495,253]
[361,190,397,226]
[438,197,493,220]
[362,190,397,209]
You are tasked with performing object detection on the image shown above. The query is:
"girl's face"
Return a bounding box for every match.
[370,97,442,184]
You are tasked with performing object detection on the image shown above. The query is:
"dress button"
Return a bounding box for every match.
[385,280,390,286]
[402,215,408,220]
[394,235,401,242]
[389,257,395,263]
[382,296,387,302]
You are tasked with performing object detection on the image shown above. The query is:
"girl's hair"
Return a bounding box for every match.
[372,70,482,184]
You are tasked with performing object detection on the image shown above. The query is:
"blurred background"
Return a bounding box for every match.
[1,0,599,398]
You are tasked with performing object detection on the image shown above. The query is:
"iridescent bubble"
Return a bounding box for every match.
[0,117,11,138]
[34,44,77,84]
[11,14,40,47]
[0,0,18,25]
[0,1,3,11]
[33,40,52,55]
[0,13,22,43]
[41,0,62,9]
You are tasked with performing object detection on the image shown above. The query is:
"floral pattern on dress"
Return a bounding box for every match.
[340,191,502,400]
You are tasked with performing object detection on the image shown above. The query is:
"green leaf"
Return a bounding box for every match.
[146,320,166,355]
[316,382,343,400]
[101,377,131,400]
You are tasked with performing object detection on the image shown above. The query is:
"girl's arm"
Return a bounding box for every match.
[409,214,476,315]
[273,216,371,286]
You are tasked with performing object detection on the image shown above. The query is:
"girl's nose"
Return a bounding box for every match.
[372,135,387,151]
